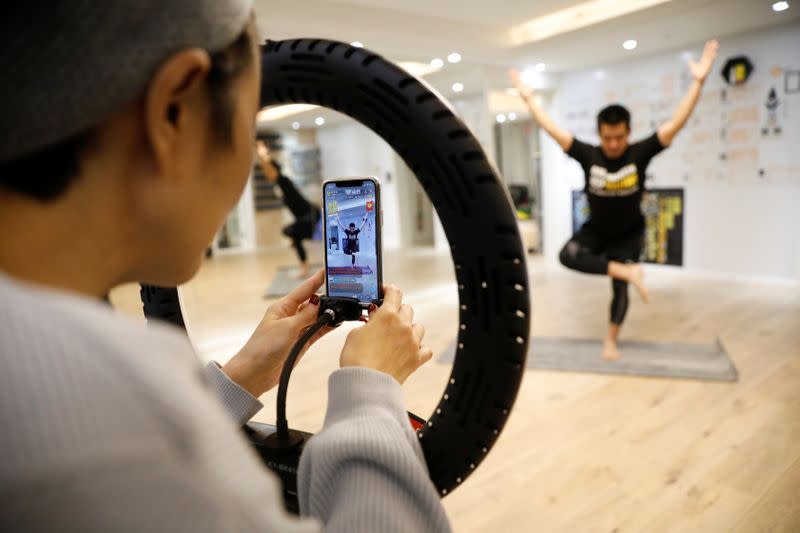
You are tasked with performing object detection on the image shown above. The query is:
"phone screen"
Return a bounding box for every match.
[323,179,381,304]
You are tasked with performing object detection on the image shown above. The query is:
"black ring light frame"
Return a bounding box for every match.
[141,39,530,498]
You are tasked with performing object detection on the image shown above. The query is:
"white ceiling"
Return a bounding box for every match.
[254,0,799,128]
[510,0,800,71]
[256,0,798,68]
[326,0,582,27]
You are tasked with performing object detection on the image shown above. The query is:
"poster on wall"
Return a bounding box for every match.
[571,188,684,266]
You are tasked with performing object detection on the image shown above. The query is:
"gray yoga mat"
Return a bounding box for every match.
[439,337,737,382]
[263,264,323,298]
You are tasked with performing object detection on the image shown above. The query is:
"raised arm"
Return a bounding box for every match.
[336,215,347,231]
[509,69,574,151]
[255,141,280,183]
[657,40,719,147]
[357,214,368,231]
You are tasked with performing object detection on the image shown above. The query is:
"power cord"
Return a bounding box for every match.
[274,297,364,445]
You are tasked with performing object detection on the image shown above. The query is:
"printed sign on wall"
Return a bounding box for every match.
[572,188,684,266]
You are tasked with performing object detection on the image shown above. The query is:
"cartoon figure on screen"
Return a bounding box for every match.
[338,213,368,267]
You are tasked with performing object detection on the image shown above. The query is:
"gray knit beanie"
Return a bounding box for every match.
[0,0,253,162]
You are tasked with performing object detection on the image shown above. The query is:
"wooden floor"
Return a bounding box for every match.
[111,245,800,533]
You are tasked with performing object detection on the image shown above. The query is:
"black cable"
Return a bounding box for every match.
[275,297,364,446]
[276,309,336,441]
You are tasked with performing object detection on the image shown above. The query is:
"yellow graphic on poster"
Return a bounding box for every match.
[573,188,684,266]
[643,190,683,265]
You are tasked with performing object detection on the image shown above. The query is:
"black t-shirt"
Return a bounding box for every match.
[343,228,360,253]
[277,175,315,219]
[567,132,665,238]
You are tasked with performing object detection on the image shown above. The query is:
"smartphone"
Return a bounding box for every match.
[322,177,383,307]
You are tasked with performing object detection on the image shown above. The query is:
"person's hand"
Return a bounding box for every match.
[689,40,719,83]
[509,68,533,100]
[339,285,433,384]
[222,269,332,397]
[255,140,270,163]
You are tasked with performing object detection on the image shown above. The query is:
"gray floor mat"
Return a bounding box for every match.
[263,264,323,298]
[438,336,737,382]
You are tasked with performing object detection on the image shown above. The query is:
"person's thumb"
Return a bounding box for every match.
[292,295,321,330]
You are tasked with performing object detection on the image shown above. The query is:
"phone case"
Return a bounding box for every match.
[322,177,384,307]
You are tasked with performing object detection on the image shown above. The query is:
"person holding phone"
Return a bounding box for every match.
[0,3,449,532]
[256,140,320,279]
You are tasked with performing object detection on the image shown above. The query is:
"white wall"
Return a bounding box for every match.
[316,122,402,250]
[542,21,800,282]
[236,175,257,252]
[214,174,257,254]
[540,104,574,263]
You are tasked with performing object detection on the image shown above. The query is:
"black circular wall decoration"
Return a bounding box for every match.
[141,39,530,498]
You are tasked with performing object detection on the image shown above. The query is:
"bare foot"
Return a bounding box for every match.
[608,261,649,303]
[603,338,621,361]
[627,263,649,303]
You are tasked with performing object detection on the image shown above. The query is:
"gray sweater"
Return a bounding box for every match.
[0,273,451,532]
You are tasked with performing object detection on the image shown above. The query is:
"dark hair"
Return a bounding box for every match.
[0,23,255,202]
[349,223,355,227]
[597,104,631,131]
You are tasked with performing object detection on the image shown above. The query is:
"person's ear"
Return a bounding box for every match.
[143,48,212,177]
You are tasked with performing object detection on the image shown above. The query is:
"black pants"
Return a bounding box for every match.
[282,210,320,263]
[558,225,644,325]
[344,239,359,265]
